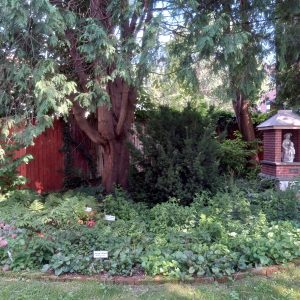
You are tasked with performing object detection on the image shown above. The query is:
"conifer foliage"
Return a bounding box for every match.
[0,0,161,191]
[168,0,274,146]
[129,106,221,204]
[275,0,300,107]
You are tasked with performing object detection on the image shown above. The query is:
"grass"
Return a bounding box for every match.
[0,266,299,300]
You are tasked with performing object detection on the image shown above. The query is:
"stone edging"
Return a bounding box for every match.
[1,259,300,285]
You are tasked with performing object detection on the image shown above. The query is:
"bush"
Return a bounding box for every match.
[129,105,221,204]
[218,132,258,177]
[129,106,260,204]
[0,137,33,193]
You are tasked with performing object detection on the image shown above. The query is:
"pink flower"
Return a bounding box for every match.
[10,234,17,239]
[86,220,96,228]
[0,239,8,248]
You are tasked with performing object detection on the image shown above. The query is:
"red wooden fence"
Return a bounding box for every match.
[16,119,65,192]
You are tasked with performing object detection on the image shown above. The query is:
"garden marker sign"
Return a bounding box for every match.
[93,251,108,259]
[104,215,116,221]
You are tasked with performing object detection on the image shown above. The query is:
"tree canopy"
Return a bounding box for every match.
[0,0,299,191]
[0,0,163,191]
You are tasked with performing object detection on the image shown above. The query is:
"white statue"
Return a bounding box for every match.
[282,133,295,162]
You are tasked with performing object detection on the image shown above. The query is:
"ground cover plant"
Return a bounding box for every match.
[0,182,300,279]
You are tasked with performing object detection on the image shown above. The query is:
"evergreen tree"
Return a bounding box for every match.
[0,0,161,191]
[168,0,274,148]
[275,0,300,107]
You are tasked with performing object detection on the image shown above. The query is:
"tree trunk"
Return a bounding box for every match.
[64,0,154,192]
[101,137,130,192]
[233,93,256,142]
[233,92,259,163]
[72,77,136,192]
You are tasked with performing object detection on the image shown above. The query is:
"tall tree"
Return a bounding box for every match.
[168,0,273,146]
[0,0,161,192]
[275,0,300,107]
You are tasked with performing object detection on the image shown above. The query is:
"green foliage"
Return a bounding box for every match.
[218,131,258,177]
[102,188,147,221]
[0,136,33,193]
[129,105,221,204]
[148,198,196,233]
[0,190,98,229]
[1,182,300,278]
[130,106,257,203]
[0,0,162,146]
[168,0,272,103]
[277,63,300,108]
[275,0,300,107]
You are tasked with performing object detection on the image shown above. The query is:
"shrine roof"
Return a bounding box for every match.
[257,110,300,130]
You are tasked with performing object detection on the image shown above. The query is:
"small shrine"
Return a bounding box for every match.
[257,110,300,190]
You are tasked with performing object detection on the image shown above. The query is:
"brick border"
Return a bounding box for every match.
[1,259,300,285]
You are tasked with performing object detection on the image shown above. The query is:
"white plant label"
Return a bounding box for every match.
[85,207,92,212]
[93,251,108,259]
[104,215,116,221]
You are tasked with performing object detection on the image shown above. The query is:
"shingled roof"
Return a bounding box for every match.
[257,110,300,130]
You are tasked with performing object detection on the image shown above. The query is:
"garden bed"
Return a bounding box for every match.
[1,184,300,279]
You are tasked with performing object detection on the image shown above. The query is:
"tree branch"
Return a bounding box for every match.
[72,101,106,145]
[89,0,112,31]
[97,106,116,140]
[116,83,129,136]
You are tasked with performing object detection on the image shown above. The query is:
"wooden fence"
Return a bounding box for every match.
[15,119,65,192]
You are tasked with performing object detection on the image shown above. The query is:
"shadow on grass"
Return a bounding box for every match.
[0,267,299,300]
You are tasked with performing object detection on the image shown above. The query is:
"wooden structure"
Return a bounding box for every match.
[15,119,97,192]
[257,110,300,189]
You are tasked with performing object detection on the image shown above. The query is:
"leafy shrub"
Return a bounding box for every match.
[218,131,258,177]
[250,188,300,221]
[129,105,221,204]
[129,105,261,204]
[148,198,196,233]
[0,190,99,229]
[102,188,147,221]
[0,139,33,193]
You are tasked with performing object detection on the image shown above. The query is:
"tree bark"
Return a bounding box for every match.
[93,79,135,191]
[233,92,256,142]
[233,92,259,163]
[72,79,136,192]
[101,137,130,192]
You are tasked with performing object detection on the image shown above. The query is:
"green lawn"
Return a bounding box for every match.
[0,266,300,300]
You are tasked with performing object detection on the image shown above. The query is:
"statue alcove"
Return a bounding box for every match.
[257,110,300,189]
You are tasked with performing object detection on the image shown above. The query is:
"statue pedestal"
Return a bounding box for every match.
[259,161,300,190]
